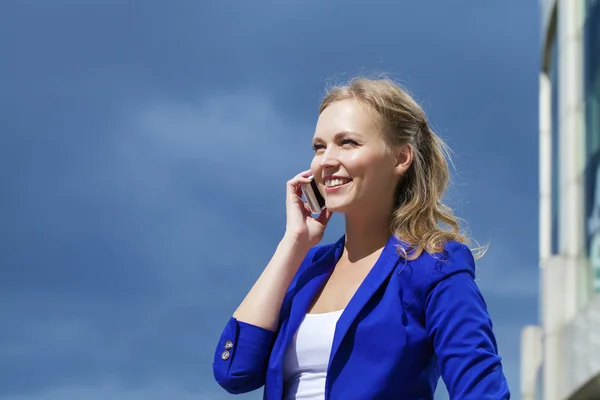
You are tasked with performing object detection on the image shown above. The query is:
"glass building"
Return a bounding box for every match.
[585,0,600,294]
[521,1,600,399]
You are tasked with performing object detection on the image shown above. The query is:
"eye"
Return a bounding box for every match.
[341,138,359,146]
[312,143,325,152]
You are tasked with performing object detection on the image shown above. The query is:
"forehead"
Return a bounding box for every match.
[313,99,381,139]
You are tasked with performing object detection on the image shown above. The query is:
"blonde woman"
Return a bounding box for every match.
[213,78,510,399]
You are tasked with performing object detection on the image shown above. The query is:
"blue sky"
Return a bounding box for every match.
[0,1,540,399]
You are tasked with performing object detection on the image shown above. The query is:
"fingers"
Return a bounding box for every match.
[292,169,313,184]
[315,208,332,225]
[286,169,314,201]
[303,202,312,215]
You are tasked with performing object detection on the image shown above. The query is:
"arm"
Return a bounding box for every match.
[213,235,313,394]
[233,234,311,330]
[425,244,510,400]
[213,170,332,394]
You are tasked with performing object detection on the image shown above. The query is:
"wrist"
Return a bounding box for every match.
[280,232,311,254]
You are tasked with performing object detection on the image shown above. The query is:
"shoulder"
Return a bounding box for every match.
[300,235,345,270]
[428,240,476,279]
[298,241,337,272]
[305,242,334,262]
[410,240,474,275]
[396,240,476,308]
[287,237,343,293]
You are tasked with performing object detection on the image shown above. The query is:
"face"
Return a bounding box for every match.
[310,99,411,215]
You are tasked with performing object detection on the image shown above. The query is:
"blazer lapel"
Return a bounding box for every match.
[283,236,345,347]
[328,235,403,367]
[269,236,345,391]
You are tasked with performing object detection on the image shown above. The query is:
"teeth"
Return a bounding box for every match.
[325,178,350,187]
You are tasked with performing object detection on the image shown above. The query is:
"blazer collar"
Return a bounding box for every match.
[282,234,404,365]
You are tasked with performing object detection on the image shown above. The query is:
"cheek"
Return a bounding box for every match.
[338,151,360,169]
[338,150,375,174]
[342,151,394,183]
[310,157,320,177]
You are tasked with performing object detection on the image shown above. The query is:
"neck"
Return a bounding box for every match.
[342,209,392,263]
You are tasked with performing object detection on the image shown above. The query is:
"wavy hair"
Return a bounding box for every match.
[319,77,485,260]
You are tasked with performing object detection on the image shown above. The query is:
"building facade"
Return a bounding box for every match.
[521,0,600,399]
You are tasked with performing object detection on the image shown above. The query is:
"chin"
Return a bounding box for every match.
[324,201,353,214]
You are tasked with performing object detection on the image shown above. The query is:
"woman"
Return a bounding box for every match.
[213,78,510,399]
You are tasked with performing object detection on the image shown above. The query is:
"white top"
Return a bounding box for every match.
[282,309,344,400]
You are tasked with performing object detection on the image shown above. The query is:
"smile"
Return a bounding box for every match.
[324,177,352,187]
[324,177,352,190]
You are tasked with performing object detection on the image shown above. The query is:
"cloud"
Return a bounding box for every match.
[111,88,319,272]
[120,89,313,189]
[0,88,315,398]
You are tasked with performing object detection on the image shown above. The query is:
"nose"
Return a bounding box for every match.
[318,146,340,168]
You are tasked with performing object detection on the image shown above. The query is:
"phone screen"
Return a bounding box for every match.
[310,178,325,209]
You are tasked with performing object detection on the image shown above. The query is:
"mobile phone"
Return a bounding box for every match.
[301,175,326,214]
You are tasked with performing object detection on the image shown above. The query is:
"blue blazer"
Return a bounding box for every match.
[213,235,510,399]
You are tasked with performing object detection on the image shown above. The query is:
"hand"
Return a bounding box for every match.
[284,170,332,248]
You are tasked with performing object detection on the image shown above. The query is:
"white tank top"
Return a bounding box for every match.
[282,309,344,400]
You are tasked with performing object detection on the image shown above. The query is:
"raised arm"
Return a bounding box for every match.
[232,234,311,331]
[213,170,332,394]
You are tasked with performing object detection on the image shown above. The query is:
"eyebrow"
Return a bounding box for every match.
[312,131,363,143]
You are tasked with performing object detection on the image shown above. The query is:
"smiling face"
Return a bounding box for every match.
[310,99,408,215]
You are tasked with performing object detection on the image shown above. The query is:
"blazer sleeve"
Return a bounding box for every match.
[212,246,321,394]
[213,317,275,394]
[425,242,511,400]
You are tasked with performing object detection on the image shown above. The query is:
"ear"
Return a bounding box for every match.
[393,144,413,176]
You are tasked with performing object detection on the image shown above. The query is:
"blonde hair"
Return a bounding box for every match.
[319,77,484,260]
